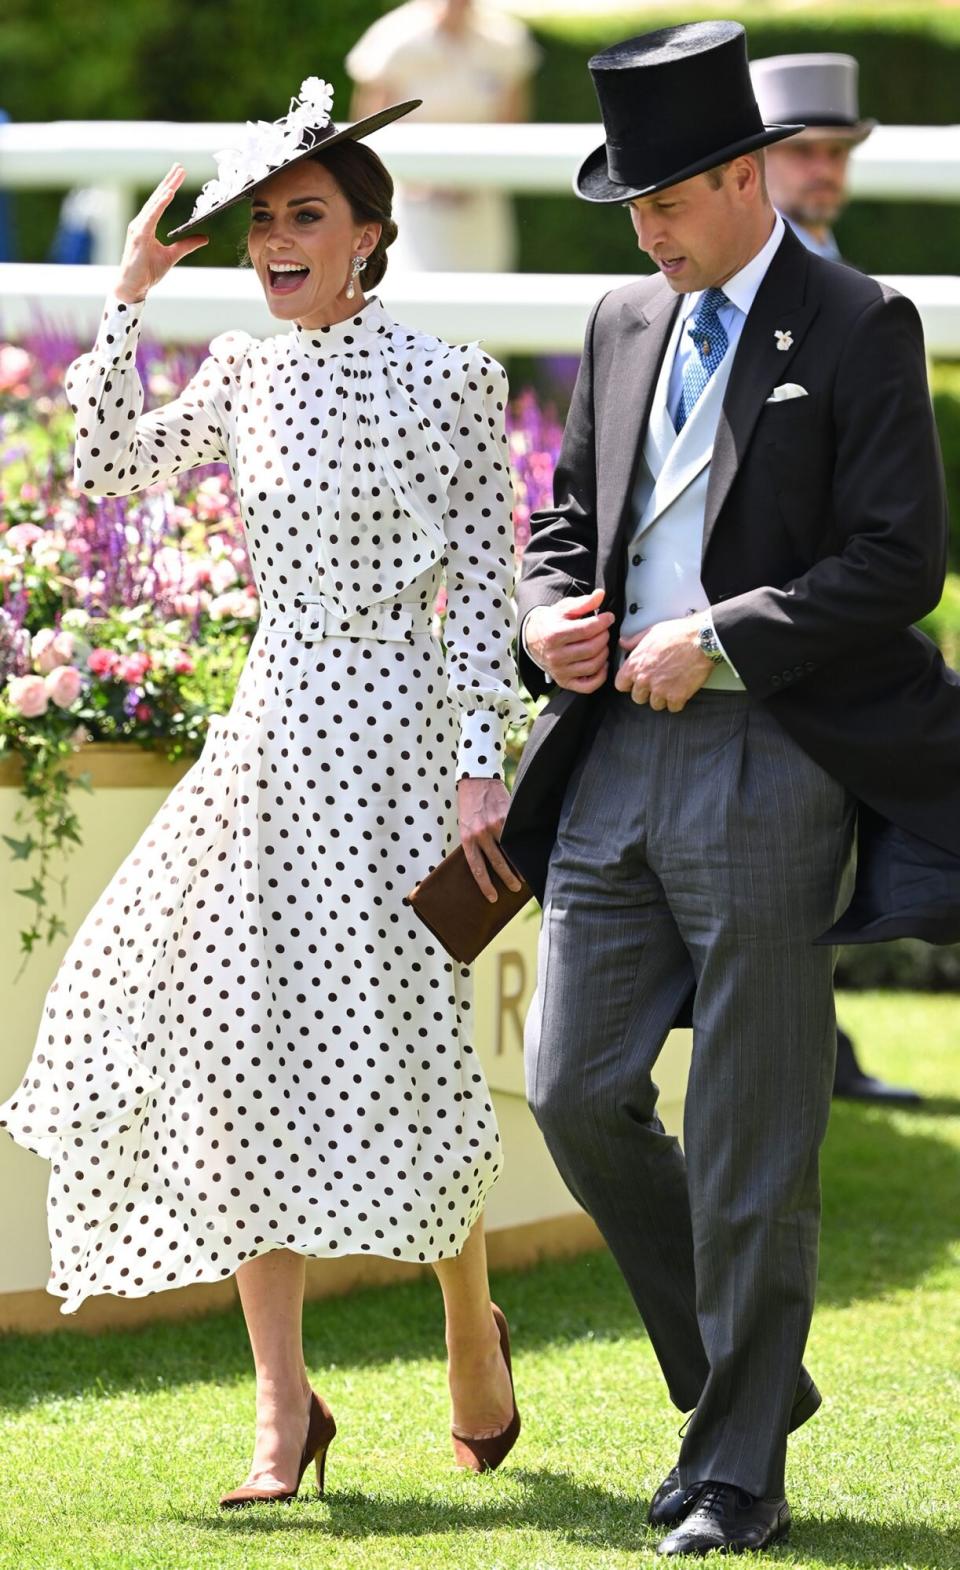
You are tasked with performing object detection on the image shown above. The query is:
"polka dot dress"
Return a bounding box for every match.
[0,293,527,1314]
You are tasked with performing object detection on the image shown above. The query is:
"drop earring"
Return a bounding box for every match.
[345,255,367,301]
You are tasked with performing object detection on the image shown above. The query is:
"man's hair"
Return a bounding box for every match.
[705,150,768,201]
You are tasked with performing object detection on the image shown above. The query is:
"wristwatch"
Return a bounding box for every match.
[695,617,725,664]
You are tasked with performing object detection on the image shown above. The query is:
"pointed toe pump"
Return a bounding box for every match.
[451,1303,521,1474]
[219,1391,337,1508]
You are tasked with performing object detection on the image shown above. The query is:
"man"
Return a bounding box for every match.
[752,51,874,263]
[750,51,921,1106]
[501,21,955,1557]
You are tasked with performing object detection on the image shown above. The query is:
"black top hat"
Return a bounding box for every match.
[576,21,804,204]
[167,78,420,240]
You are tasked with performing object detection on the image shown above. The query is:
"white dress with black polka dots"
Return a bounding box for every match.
[0,293,526,1314]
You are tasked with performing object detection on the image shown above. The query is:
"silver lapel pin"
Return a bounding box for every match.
[774,329,793,351]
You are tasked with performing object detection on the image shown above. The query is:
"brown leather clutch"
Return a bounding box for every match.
[404,845,534,965]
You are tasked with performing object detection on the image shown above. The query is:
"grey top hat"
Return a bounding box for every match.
[576,21,802,205]
[750,54,877,144]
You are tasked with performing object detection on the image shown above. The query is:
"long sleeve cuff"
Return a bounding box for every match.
[520,609,554,685]
[457,709,506,780]
[705,609,742,679]
[93,294,144,368]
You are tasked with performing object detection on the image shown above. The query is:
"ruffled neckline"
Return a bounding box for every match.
[291,295,394,358]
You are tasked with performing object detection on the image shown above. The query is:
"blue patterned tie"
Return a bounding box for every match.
[675,287,729,432]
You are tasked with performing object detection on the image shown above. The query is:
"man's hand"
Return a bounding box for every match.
[524,588,616,693]
[458,777,523,903]
[614,615,715,712]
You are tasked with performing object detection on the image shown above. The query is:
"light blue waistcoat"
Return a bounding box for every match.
[620,308,745,692]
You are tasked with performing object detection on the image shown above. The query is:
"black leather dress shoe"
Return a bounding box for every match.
[833,1069,922,1105]
[657,1483,790,1556]
[833,1028,921,1105]
[648,1467,699,1530]
[647,1370,819,1528]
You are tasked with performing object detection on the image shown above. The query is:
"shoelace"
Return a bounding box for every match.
[689,1482,755,1523]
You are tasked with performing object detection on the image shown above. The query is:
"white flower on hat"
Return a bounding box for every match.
[190,176,232,222]
[188,78,335,223]
[298,77,335,122]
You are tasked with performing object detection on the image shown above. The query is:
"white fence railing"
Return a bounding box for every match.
[2,120,959,262]
[5,120,960,196]
[3,120,959,352]
[5,262,960,357]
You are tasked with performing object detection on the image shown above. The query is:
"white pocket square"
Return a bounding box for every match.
[766,383,808,403]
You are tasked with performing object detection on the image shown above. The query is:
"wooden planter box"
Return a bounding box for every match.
[0,744,691,1333]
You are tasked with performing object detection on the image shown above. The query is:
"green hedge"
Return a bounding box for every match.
[835,937,960,991]
[0,0,388,268]
[3,1,960,276]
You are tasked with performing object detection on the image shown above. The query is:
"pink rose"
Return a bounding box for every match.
[153,545,189,589]
[117,652,152,683]
[209,557,240,594]
[7,674,49,717]
[172,652,195,675]
[134,701,153,722]
[32,627,75,673]
[87,646,119,677]
[169,590,210,616]
[0,344,33,396]
[5,522,44,552]
[209,590,257,622]
[45,665,83,709]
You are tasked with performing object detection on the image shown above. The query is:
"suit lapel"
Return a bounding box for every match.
[703,226,818,559]
[596,285,679,589]
[645,324,678,472]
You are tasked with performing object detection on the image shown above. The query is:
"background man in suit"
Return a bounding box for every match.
[752,51,874,263]
[750,51,922,1107]
[503,21,950,1557]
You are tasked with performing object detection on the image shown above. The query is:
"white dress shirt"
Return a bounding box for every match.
[666,212,786,425]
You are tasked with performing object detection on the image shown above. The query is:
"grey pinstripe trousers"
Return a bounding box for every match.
[525,688,854,1497]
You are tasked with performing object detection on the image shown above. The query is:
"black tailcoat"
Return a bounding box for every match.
[502,225,960,945]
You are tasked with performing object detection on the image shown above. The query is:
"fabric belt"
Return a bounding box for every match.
[263,596,431,646]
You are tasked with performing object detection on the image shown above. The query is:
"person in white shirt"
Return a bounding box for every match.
[346,0,540,271]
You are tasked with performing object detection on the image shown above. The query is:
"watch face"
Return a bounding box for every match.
[698,626,723,661]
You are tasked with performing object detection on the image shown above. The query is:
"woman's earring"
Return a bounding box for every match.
[345,255,367,301]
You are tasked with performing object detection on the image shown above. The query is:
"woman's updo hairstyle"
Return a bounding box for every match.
[310,140,398,289]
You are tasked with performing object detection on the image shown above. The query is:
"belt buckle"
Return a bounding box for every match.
[297,596,326,645]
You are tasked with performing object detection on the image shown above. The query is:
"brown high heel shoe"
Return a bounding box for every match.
[219,1391,336,1508]
[451,1303,521,1473]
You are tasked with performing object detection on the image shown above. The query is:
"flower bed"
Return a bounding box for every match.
[0,330,560,961]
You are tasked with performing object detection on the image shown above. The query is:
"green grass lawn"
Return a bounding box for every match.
[0,991,957,1570]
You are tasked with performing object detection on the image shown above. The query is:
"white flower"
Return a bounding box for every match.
[298,77,334,123]
[191,176,231,221]
[195,79,334,218]
[61,608,91,632]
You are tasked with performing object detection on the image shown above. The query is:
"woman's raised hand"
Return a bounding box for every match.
[114,164,208,305]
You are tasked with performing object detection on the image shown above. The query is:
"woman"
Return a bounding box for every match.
[0,80,527,1504]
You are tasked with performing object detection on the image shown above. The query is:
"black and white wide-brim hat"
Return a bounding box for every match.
[167,77,420,240]
[576,21,804,205]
